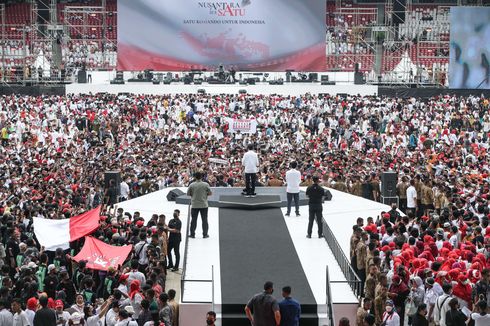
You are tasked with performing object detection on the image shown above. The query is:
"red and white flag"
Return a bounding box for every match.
[73,236,133,271]
[33,206,101,251]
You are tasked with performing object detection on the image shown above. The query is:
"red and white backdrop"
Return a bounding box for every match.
[117,0,326,71]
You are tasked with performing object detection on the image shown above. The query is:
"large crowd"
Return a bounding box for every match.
[0,92,490,325]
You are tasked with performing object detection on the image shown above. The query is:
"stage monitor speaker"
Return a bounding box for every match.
[308,73,318,82]
[381,172,398,197]
[239,89,247,94]
[167,189,185,201]
[152,80,160,85]
[321,75,329,82]
[78,70,87,84]
[104,171,121,196]
[197,89,206,94]
[324,190,333,201]
[163,80,171,85]
[247,78,256,85]
[354,72,366,85]
[321,81,336,85]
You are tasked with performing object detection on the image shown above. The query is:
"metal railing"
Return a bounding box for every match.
[325,266,335,326]
[180,204,215,309]
[322,218,362,299]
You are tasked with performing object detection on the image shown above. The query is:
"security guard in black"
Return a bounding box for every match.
[305,176,325,238]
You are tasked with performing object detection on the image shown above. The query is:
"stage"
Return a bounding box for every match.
[66,81,379,96]
[116,187,392,326]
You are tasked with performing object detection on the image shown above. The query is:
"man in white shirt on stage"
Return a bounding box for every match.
[242,144,259,197]
[285,161,301,216]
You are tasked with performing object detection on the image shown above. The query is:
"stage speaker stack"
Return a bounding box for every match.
[110,71,125,84]
[78,70,87,83]
[167,189,185,201]
[381,171,398,206]
[104,171,121,196]
[321,75,336,85]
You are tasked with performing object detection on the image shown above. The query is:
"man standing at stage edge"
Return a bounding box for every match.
[278,286,301,326]
[242,143,259,197]
[245,281,281,326]
[305,175,325,238]
[187,171,212,238]
[285,162,301,217]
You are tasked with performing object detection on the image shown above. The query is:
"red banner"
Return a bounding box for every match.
[73,237,133,271]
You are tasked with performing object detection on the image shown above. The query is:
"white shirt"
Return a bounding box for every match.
[115,319,138,326]
[381,311,400,326]
[105,308,119,326]
[25,310,35,326]
[120,181,130,198]
[434,294,452,326]
[55,311,71,326]
[471,313,490,326]
[285,169,301,193]
[13,311,30,326]
[86,315,100,326]
[0,308,13,326]
[406,186,417,208]
[242,150,259,173]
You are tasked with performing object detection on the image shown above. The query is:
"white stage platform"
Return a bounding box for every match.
[116,187,365,326]
[323,188,393,259]
[66,82,378,96]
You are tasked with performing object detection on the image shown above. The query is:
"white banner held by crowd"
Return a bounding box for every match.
[227,118,258,134]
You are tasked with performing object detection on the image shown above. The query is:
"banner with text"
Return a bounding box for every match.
[117,0,326,71]
[227,118,257,134]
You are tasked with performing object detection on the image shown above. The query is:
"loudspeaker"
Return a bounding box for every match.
[355,63,360,73]
[197,89,206,94]
[167,189,185,201]
[247,78,255,85]
[104,171,121,196]
[239,89,247,94]
[324,190,333,201]
[78,70,87,83]
[354,72,366,85]
[381,172,398,197]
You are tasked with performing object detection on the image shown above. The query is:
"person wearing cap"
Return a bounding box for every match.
[69,311,84,325]
[25,297,37,325]
[187,171,212,238]
[305,175,325,239]
[381,300,400,326]
[54,299,70,326]
[424,277,438,322]
[44,264,59,299]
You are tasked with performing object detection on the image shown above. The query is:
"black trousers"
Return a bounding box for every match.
[190,207,209,236]
[167,239,181,268]
[399,198,407,213]
[245,173,256,195]
[307,204,323,236]
[286,192,300,215]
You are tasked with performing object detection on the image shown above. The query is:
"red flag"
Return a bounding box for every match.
[70,206,101,242]
[73,237,133,271]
